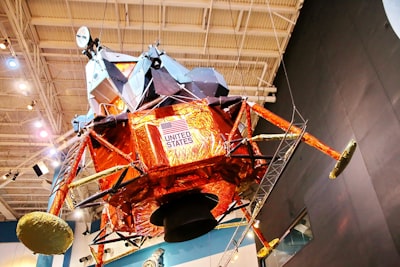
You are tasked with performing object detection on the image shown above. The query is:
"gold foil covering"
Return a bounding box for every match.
[130,100,226,171]
[90,99,258,236]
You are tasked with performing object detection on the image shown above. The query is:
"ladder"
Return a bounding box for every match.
[49,132,90,212]
[217,122,307,267]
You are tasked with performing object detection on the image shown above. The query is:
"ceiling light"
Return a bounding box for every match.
[74,209,84,219]
[3,171,12,180]
[34,120,43,128]
[27,100,37,110]
[39,129,49,138]
[19,82,28,90]
[0,39,9,50]
[6,57,18,69]
[48,147,57,156]
[51,160,60,168]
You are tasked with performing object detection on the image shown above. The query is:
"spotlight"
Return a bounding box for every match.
[27,100,37,110]
[48,147,57,156]
[39,129,49,138]
[3,171,12,180]
[19,82,28,90]
[6,57,18,69]
[11,171,19,181]
[34,120,43,128]
[74,208,83,219]
[0,39,9,50]
[51,160,60,168]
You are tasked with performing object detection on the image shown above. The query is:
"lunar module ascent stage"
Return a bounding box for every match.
[16,27,356,266]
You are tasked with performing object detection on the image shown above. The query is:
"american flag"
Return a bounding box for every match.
[160,119,189,135]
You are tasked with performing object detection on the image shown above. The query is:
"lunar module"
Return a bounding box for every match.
[16,27,356,266]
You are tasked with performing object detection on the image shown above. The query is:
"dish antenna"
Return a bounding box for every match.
[76,26,92,48]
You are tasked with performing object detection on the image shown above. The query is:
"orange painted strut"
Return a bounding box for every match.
[248,102,341,160]
[228,99,247,142]
[89,130,135,163]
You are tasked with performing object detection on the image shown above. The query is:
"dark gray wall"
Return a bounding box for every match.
[255,1,400,266]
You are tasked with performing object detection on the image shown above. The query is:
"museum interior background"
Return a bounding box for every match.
[0,0,400,267]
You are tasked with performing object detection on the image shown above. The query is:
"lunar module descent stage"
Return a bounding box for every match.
[16,27,356,266]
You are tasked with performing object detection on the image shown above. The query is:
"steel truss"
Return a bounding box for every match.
[217,121,306,267]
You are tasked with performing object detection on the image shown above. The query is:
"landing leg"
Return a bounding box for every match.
[248,101,356,179]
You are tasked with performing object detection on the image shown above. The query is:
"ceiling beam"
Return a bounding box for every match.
[13,207,47,211]
[0,133,62,139]
[30,17,289,38]
[0,198,16,220]
[1,194,50,197]
[2,0,63,134]
[39,40,280,58]
[203,0,213,54]
[66,0,299,14]
[4,186,48,190]
[41,53,271,67]
[6,201,49,204]
[229,0,253,85]
[0,142,51,147]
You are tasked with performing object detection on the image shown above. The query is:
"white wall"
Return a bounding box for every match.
[0,243,38,267]
[0,221,259,267]
[172,244,258,267]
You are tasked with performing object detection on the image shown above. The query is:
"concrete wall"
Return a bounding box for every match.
[255,1,400,267]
